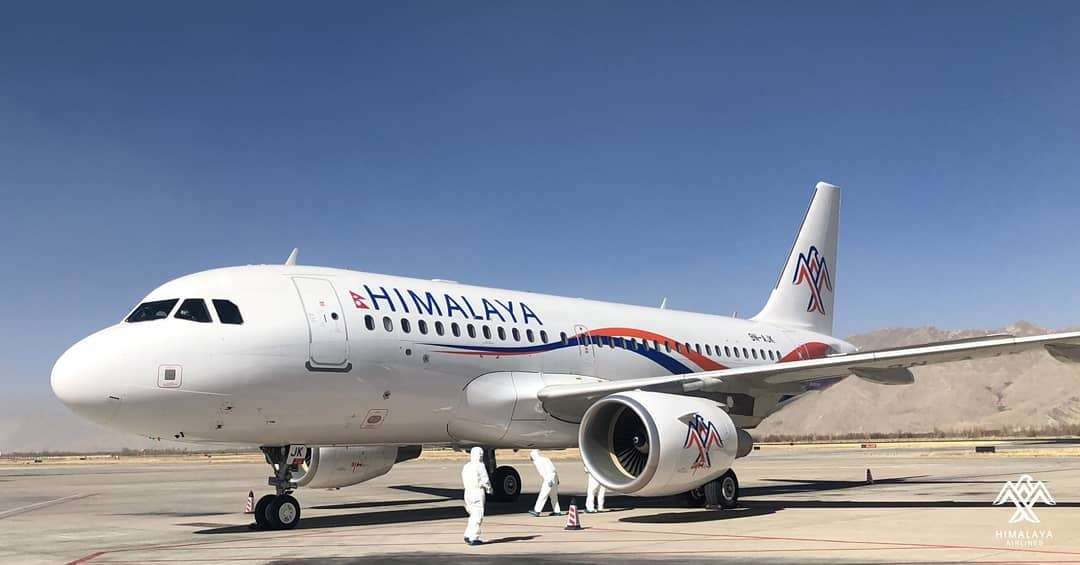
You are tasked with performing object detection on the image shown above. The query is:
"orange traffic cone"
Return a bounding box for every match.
[565,498,582,530]
[244,491,255,514]
[865,469,874,485]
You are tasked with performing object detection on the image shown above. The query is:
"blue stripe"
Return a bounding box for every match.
[423,335,694,374]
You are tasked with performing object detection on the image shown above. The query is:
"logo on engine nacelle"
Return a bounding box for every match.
[683,413,724,470]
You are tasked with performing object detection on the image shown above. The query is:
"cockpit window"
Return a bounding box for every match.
[212,299,244,325]
[175,299,212,323]
[126,299,179,323]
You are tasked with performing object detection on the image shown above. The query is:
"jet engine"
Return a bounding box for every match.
[579,391,739,497]
[294,445,421,490]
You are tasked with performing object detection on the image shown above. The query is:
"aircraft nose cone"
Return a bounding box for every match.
[51,339,121,425]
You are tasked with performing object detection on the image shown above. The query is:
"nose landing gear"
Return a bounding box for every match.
[251,446,304,530]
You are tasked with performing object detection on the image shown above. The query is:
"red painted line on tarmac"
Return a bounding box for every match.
[66,551,105,565]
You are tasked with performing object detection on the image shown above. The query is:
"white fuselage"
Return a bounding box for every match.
[51,265,855,448]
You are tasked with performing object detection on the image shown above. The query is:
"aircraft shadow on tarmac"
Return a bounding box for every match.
[194,486,702,535]
[195,476,1078,533]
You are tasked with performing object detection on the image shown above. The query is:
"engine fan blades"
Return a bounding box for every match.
[611,407,649,477]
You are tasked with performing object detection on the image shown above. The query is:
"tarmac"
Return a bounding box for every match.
[3,440,1080,564]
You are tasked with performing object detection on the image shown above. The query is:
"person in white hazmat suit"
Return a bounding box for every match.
[528,449,562,516]
[461,446,492,545]
[585,467,606,513]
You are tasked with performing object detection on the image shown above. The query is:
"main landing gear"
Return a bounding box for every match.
[688,469,739,510]
[252,446,304,530]
[482,448,522,503]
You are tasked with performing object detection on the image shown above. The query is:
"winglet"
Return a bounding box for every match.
[659,297,667,309]
[285,248,299,266]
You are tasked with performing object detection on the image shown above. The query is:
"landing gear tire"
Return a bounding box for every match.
[253,495,275,529]
[686,486,706,507]
[705,469,739,509]
[265,495,301,530]
[491,466,522,502]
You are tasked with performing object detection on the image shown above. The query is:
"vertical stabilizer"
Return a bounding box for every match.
[752,182,841,335]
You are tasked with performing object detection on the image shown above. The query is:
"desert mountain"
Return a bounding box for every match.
[754,321,1080,438]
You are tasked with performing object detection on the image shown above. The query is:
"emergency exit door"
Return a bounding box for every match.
[293,277,349,368]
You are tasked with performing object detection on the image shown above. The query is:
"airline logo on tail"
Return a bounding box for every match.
[683,413,724,470]
[792,245,832,314]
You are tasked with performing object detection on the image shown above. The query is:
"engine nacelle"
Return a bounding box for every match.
[579,391,738,497]
[294,445,420,490]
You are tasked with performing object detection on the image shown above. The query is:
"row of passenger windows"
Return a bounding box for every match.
[125,298,244,325]
[361,314,782,362]
[563,333,784,362]
[363,314,551,344]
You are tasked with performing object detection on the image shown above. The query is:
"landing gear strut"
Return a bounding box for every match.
[704,469,739,509]
[252,446,304,530]
[481,448,521,503]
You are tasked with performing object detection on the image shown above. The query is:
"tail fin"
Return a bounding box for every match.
[752,181,841,335]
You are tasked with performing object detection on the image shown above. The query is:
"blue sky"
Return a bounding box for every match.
[2,1,1080,409]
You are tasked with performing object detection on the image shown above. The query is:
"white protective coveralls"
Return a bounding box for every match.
[530,449,561,514]
[586,468,606,512]
[461,447,492,543]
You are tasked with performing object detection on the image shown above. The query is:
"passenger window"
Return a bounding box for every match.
[497,327,506,340]
[695,343,701,354]
[467,324,477,338]
[418,320,428,335]
[451,322,460,337]
[674,342,681,353]
[126,299,179,323]
[383,317,393,332]
[526,329,534,343]
[734,347,740,358]
[540,330,548,343]
[365,315,375,331]
[211,300,243,325]
[401,318,411,334]
[175,299,212,323]
[435,321,445,336]
[513,328,522,341]
[685,342,692,353]
[743,347,749,358]
[768,350,774,360]
[561,332,568,345]
[665,341,671,353]
[725,346,731,357]
[705,344,713,356]
[751,349,758,359]
[482,326,492,340]
[615,337,624,348]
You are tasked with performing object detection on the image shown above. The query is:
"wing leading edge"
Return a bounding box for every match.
[537,331,1080,423]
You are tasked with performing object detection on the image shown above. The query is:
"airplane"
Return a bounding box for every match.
[51,181,1080,530]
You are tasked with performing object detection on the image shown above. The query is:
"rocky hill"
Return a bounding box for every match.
[754,321,1080,438]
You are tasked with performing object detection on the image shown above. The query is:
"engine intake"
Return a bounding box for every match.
[579,391,738,497]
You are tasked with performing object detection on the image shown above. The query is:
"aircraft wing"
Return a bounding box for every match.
[537,331,1080,422]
